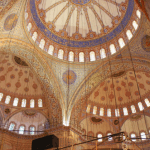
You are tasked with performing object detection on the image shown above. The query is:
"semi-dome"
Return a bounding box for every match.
[25,0,141,62]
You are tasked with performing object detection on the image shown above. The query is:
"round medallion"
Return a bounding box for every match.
[62,70,77,84]
[4,14,18,31]
[5,108,10,114]
[114,119,119,125]
[141,35,150,52]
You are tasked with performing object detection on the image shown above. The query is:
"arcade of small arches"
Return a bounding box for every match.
[84,131,149,143]
[86,98,150,117]
[0,93,43,108]
[8,123,37,135]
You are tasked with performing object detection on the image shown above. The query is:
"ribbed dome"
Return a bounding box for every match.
[26,0,141,62]
[38,0,126,38]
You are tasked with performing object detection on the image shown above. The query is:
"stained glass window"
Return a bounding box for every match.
[9,123,15,131]
[21,99,26,107]
[132,21,138,30]
[38,99,43,107]
[58,49,64,59]
[32,32,38,41]
[93,106,97,115]
[48,45,54,55]
[30,126,35,135]
[0,93,3,101]
[131,133,136,141]
[13,98,19,106]
[110,44,116,54]
[138,102,144,111]
[118,38,125,48]
[126,30,133,40]
[100,108,104,116]
[68,51,74,62]
[100,49,106,59]
[39,39,45,50]
[30,99,35,108]
[5,96,11,104]
[131,105,136,113]
[123,107,128,116]
[79,52,84,62]
[19,126,25,134]
[98,134,102,142]
[90,51,96,61]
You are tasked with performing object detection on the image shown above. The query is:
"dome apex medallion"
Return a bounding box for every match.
[70,0,91,5]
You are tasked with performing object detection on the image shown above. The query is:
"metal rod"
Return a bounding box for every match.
[9,130,45,133]
[55,132,125,150]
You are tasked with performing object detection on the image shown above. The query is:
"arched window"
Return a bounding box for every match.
[19,125,25,134]
[79,52,84,62]
[9,123,15,131]
[110,44,116,55]
[68,51,74,62]
[5,96,11,104]
[131,133,136,141]
[30,126,35,135]
[98,134,102,142]
[100,108,104,116]
[126,30,133,40]
[48,45,54,55]
[30,99,35,108]
[118,38,125,48]
[13,98,19,106]
[27,23,32,31]
[136,10,141,19]
[144,98,150,107]
[123,107,128,116]
[90,51,96,61]
[39,39,45,50]
[100,48,106,59]
[107,109,111,117]
[32,32,38,42]
[131,105,136,113]
[0,93,3,101]
[138,102,144,111]
[38,99,43,107]
[115,109,120,117]
[93,106,97,115]
[141,132,146,140]
[86,104,91,113]
[58,49,64,59]
[21,99,26,107]
[107,133,112,141]
[132,21,138,30]
[25,12,28,20]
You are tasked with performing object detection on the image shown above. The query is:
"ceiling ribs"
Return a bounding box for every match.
[76,8,81,33]
[45,0,67,13]
[83,7,92,31]
[92,0,114,19]
[88,4,104,28]
[63,6,75,30]
[52,2,70,24]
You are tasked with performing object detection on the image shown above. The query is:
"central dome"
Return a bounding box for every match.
[26,0,141,62]
[37,0,128,39]
[70,0,91,5]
